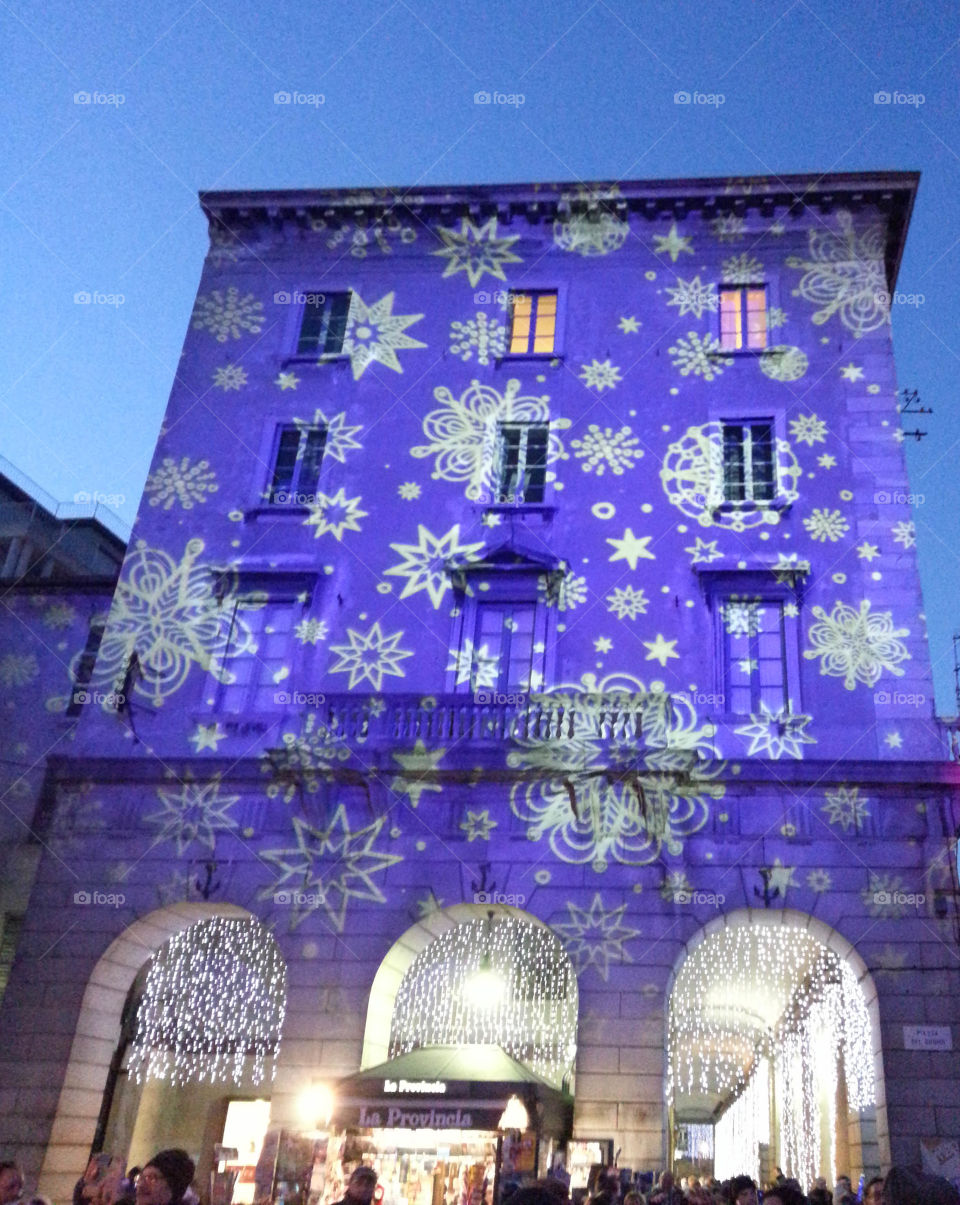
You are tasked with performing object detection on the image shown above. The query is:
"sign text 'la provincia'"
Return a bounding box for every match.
[359,1105,474,1128]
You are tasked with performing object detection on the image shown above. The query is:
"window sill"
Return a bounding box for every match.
[280,353,351,368]
[711,497,792,516]
[477,502,557,515]
[243,504,312,520]
[495,353,562,364]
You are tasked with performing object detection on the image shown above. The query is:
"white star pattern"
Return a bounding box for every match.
[553,893,641,980]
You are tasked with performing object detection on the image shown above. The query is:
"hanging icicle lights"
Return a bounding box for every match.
[128,916,287,1087]
[389,913,577,1088]
[667,924,874,1186]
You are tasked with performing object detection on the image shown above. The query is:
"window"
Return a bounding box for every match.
[213,600,300,714]
[297,291,351,355]
[721,598,787,714]
[720,285,767,350]
[508,291,557,355]
[722,422,775,503]
[267,424,326,504]
[495,423,548,504]
[67,617,106,717]
[459,600,538,694]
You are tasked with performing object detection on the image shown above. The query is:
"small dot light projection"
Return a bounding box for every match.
[389,913,577,1088]
[668,924,874,1186]
[128,916,287,1086]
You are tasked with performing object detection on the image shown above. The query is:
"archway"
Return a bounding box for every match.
[38,903,266,1203]
[665,909,888,1189]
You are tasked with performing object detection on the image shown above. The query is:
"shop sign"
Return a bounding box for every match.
[903,1025,952,1050]
[383,1078,447,1093]
[339,1101,505,1130]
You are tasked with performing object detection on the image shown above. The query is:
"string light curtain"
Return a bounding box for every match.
[714,1058,770,1184]
[128,916,287,1086]
[389,913,577,1088]
[668,924,875,1185]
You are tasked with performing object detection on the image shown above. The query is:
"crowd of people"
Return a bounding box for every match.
[3,1155,960,1205]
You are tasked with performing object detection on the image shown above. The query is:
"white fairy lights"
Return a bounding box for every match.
[668,924,874,1185]
[128,916,287,1086]
[389,913,577,1088]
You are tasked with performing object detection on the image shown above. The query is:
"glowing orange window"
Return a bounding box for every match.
[720,286,767,350]
[509,291,557,354]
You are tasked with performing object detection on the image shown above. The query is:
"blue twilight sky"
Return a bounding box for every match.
[3,0,960,711]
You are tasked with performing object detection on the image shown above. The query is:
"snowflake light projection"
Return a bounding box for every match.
[804,599,910,690]
[261,713,351,803]
[43,601,77,629]
[802,508,849,542]
[411,379,569,500]
[212,364,248,392]
[127,917,286,1086]
[578,359,623,391]
[261,806,402,931]
[653,222,693,261]
[605,585,649,620]
[892,520,916,549]
[665,276,718,318]
[293,618,327,646]
[459,809,497,841]
[721,254,764,284]
[448,312,508,365]
[759,346,809,382]
[389,912,577,1088]
[384,524,485,609]
[822,785,870,833]
[508,673,725,872]
[789,413,828,445]
[145,776,239,854]
[710,215,745,242]
[668,331,734,381]
[570,424,643,475]
[79,540,264,707]
[191,287,265,342]
[862,872,909,918]
[540,573,588,612]
[431,216,522,286]
[722,598,764,636]
[734,706,816,759]
[553,211,629,256]
[0,653,40,686]
[145,457,219,511]
[341,290,426,379]
[554,893,640,980]
[786,209,890,337]
[661,422,801,530]
[328,622,413,690]
[311,205,418,257]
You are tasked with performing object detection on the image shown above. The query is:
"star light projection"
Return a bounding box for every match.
[553,893,641,980]
[260,806,402,930]
[431,216,523,286]
[128,917,286,1086]
[388,913,577,1088]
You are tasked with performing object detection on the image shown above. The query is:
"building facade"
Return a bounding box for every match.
[2,172,959,1202]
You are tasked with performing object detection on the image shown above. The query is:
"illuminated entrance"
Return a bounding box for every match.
[666,912,885,1188]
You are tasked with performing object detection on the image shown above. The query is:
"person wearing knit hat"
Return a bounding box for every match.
[135,1152,195,1205]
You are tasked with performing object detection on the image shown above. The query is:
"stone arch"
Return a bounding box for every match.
[39,901,252,1202]
[361,903,575,1075]
[664,907,889,1179]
